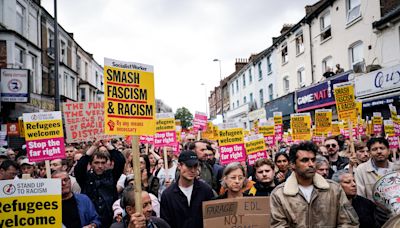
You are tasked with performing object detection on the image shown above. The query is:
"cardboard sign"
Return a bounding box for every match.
[104,58,156,136]
[193,111,208,131]
[258,120,275,146]
[62,102,105,143]
[202,197,270,228]
[154,113,176,147]
[0,179,62,227]
[245,134,267,165]
[290,113,312,141]
[6,123,19,136]
[333,81,357,123]
[218,127,245,165]
[315,109,332,135]
[23,112,65,162]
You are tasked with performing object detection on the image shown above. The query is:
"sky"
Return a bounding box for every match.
[41,0,318,116]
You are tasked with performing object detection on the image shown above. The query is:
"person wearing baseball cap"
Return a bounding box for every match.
[19,157,36,178]
[160,150,214,228]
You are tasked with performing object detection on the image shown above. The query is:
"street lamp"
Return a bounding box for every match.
[201,83,208,118]
[213,59,224,121]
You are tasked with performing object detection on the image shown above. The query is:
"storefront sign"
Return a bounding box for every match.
[0,68,29,102]
[265,92,294,118]
[296,73,349,112]
[355,64,400,97]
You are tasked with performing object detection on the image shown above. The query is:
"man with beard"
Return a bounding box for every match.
[188,140,216,190]
[246,158,276,196]
[270,141,359,227]
[324,136,349,172]
[205,144,223,192]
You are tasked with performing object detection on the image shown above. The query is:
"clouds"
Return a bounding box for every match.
[42,0,317,115]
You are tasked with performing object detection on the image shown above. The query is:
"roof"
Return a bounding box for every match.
[373,5,400,30]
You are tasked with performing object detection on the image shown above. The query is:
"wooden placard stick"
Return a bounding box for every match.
[348,119,356,173]
[145,143,149,155]
[197,130,202,141]
[131,135,142,213]
[45,160,51,179]
[163,147,169,179]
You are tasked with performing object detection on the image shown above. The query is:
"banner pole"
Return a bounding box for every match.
[163,147,169,179]
[131,135,142,213]
[348,119,356,173]
[45,160,51,179]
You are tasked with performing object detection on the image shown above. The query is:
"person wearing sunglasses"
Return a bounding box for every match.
[324,136,349,172]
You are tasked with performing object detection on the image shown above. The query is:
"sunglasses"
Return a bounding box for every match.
[325,144,337,148]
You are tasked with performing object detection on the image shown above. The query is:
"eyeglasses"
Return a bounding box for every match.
[187,139,195,141]
[325,144,337,148]
[227,176,245,181]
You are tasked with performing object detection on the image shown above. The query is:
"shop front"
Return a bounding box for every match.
[295,72,350,120]
[355,64,400,119]
[264,92,295,130]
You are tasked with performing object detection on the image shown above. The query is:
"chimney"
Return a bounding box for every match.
[280,24,294,35]
[235,58,248,72]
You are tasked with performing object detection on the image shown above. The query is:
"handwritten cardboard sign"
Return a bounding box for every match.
[63,102,105,143]
[202,197,270,228]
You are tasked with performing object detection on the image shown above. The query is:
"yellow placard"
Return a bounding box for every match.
[356,101,362,117]
[245,138,266,155]
[202,122,214,140]
[331,122,341,136]
[290,114,311,141]
[372,116,383,126]
[18,116,25,138]
[384,121,395,136]
[334,82,357,123]
[213,125,219,141]
[315,109,332,135]
[258,126,274,136]
[156,118,175,132]
[0,179,62,227]
[273,116,283,125]
[218,128,244,146]
[104,58,156,136]
[24,119,63,141]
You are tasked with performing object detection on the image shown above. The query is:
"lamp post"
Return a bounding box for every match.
[213,59,223,121]
[201,83,208,118]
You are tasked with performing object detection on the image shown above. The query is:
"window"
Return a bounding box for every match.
[80,88,86,101]
[60,41,66,63]
[297,68,305,88]
[95,72,99,88]
[347,0,361,23]
[28,11,38,43]
[249,93,253,103]
[231,83,234,95]
[258,62,262,80]
[349,41,363,70]
[259,89,264,106]
[243,74,246,87]
[76,55,81,71]
[267,55,272,74]
[248,70,252,83]
[268,84,273,101]
[236,79,239,92]
[71,76,75,100]
[232,102,235,109]
[320,12,331,41]
[29,54,37,93]
[295,32,304,54]
[283,76,290,93]
[322,56,333,74]
[281,43,288,64]
[15,45,24,68]
[243,96,247,104]
[237,100,239,107]
[16,2,24,34]
[48,29,54,57]
[85,62,89,80]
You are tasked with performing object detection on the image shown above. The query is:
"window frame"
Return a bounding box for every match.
[295,32,305,55]
[297,68,306,88]
[281,43,288,64]
[283,76,290,93]
[320,11,332,42]
[258,62,262,80]
[347,0,361,24]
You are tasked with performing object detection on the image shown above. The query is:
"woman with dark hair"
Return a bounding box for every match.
[274,152,292,184]
[140,154,160,197]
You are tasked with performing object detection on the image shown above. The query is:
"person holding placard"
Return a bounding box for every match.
[75,139,125,228]
[270,141,359,227]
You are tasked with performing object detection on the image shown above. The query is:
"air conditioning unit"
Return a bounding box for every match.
[353,61,365,73]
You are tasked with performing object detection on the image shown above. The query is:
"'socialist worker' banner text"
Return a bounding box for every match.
[23,111,65,162]
[0,179,61,227]
[104,58,156,136]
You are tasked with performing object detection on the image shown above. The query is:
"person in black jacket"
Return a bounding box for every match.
[246,158,276,196]
[75,139,125,228]
[160,150,214,228]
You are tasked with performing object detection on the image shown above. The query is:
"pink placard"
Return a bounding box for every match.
[172,142,181,156]
[219,143,246,165]
[140,135,154,144]
[394,122,400,137]
[274,125,283,142]
[26,137,65,162]
[247,151,267,166]
[193,113,208,131]
[374,125,382,135]
[264,135,275,146]
[154,131,176,147]
[388,136,399,149]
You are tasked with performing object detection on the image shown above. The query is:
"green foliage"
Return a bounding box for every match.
[175,107,193,129]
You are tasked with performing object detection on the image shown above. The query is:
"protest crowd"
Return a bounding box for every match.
[1,113,400,228]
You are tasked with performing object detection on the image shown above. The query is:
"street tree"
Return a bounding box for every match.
[175,107,193,129]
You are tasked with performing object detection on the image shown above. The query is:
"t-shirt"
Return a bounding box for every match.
[157,163,178,199]
[179,185,194,206]
[62,196,81,228]
[298,185,314,203]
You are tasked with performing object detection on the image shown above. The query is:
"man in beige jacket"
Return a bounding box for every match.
[270,141,359,227]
